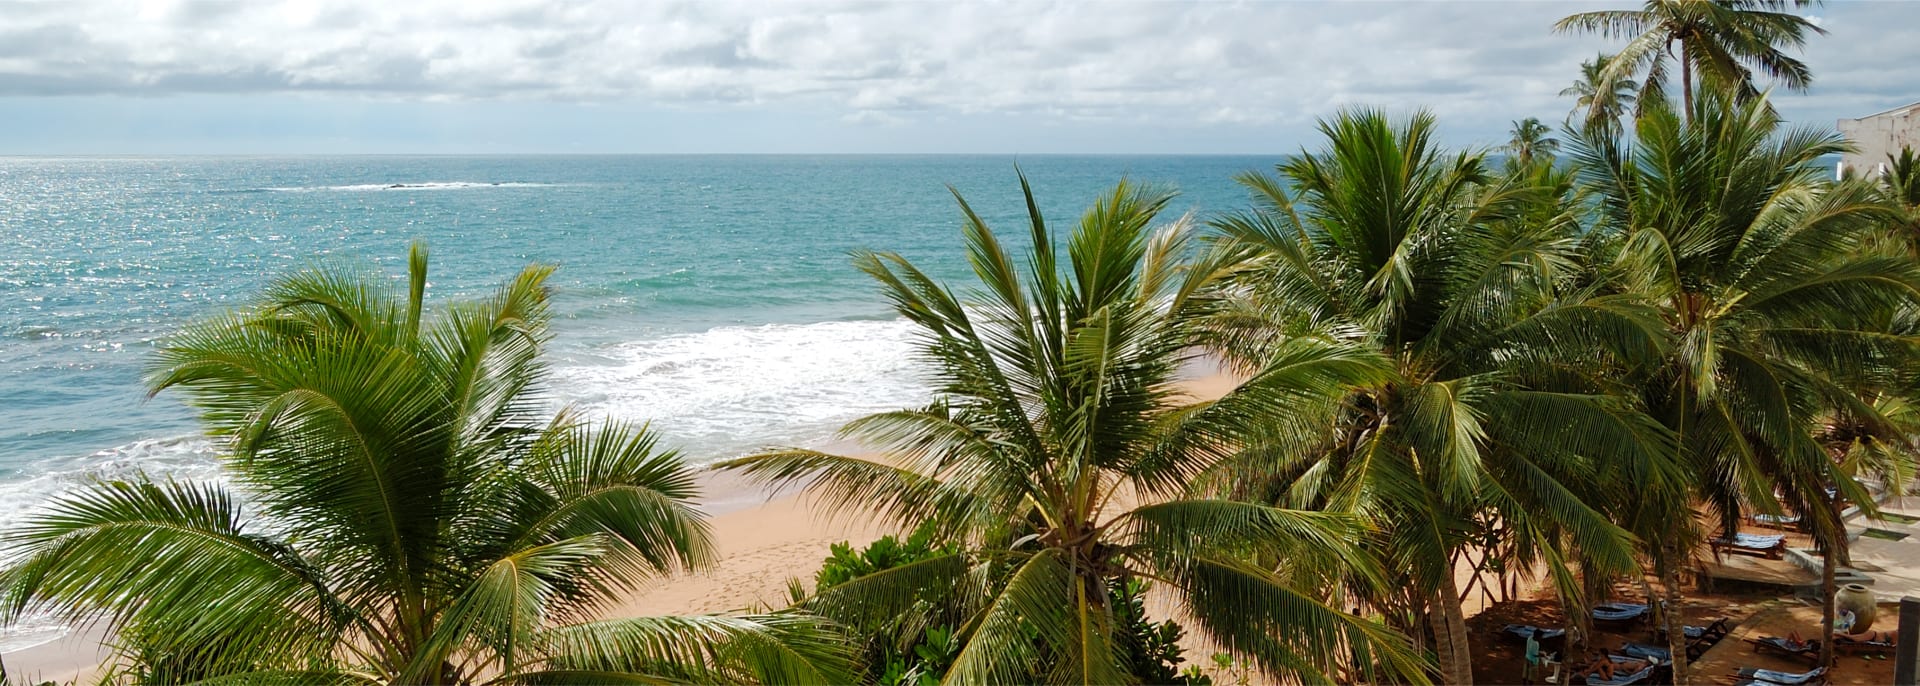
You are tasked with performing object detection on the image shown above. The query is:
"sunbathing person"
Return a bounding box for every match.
[1837,628,1897,643]
[1584,654,1652,681]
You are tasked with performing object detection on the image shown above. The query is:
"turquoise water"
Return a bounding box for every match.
[0,154,1277,518]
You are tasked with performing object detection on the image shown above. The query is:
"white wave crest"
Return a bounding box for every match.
[0,614,71,654]
[262,181,570,192]
[549,319,933,461]
[0,436,223,533]
[0,436,223,654]
[0,319,935,649]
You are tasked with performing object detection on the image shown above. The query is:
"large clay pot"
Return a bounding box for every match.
[1836,583,1878,631]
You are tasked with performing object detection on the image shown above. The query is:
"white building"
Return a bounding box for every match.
[1838,101,1920,178]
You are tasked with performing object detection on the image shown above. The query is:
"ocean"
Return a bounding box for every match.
[0,154,1277,533]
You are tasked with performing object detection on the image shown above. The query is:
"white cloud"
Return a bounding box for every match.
[0,0,1913,143]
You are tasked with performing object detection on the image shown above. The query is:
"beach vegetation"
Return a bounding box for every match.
[1203,108,1684,685]
[5,3,1912,685]
[1561,52,1641,134]
[1504,117,1562,171]
[723,175,1432,684]
[1555,0,1826,119]
[805,526,1205,686]
[0,246,853,685]
[1879,146,1920,255]
[1569,90,1920,677]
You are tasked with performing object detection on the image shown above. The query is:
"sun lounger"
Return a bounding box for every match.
[1503,623,1567,643]
[1655,617,1731,658]
[1687,617,1731,641]
[1712,532,1787,559]
[1732,666,1826,685]
[1660,616,1730,641]
[1833,635,1895,654]
[1591,602,1650,623]
[1749,513,1802,530]
[1619,642,1670,662]
[1736,677,1825,686]
[1745,636,1820,661]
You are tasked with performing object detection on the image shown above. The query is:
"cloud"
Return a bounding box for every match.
[0,0,1912,148]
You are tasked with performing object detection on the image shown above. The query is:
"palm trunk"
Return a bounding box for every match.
[1821,540,1837,669]
[1431,573,1475,686]
[1659,551,1691,686]
[1574,561,1608,657]
[1680,42,1694,123]
[1819,489,1847,669]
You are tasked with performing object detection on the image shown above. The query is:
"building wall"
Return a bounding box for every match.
[1839,103,1920,178]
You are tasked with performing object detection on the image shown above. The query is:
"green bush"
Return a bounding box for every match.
[1113,578,1208,685]
[809,524,1206,684]
[816,521,959,589]
[813,522,963,685]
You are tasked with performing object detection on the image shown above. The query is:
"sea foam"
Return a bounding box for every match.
[549,319,933,461]
[0,436,222,654]
[260,181,572,192]
[0,436,223,533]
[0,319,936,537]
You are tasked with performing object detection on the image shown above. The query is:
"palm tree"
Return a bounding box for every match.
[1206,109,1683,685]
[1555,0,1826,120]
[0,246,852,685]
[1561,52,1641,132]
[1881,147,1920,254]
[1506,117,1562,170]
[1569,91,1920,680]
[722,177,1433,684]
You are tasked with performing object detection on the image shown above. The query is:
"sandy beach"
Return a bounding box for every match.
[606,368,1249,618]
[0,368,1248,679]
[0,363,1549,685]
[0,366,1526,682]
[605,471,900,618]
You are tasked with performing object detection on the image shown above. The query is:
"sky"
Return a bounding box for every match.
[0,0,1916,154]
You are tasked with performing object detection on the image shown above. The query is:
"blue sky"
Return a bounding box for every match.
[1,0,1915,154]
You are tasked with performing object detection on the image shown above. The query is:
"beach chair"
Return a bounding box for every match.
[1659,617,1731,658]
[1503,623,1567,645]
[1591,602,1651,625]
[1618,642,1670,663]
[1748,512,1802,530]
[1686,632,1720,660]
[1711,532,1787,559]
[1744,635,1820,662]
[1731,666,1827,686]
[1688,617,1732,642]
[1832,634,1895,655]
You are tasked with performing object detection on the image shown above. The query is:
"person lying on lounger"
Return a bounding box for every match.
[1583,654,1652,681]
[1746,630,1821,659]
[1838,628,1897,643]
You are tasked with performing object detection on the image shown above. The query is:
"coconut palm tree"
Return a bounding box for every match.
[1569,91,1920,680]
[1205,109,1684,686]
[722,176,1433,684]
[0,246,852,685]
[1881,147,1920,254]
[1561,52,1641,133]
[1555,0,1826,120]
[1506,118,1562,170]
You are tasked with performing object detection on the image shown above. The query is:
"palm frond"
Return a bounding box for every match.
[0,478,344,666]
[539,613,857,685]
